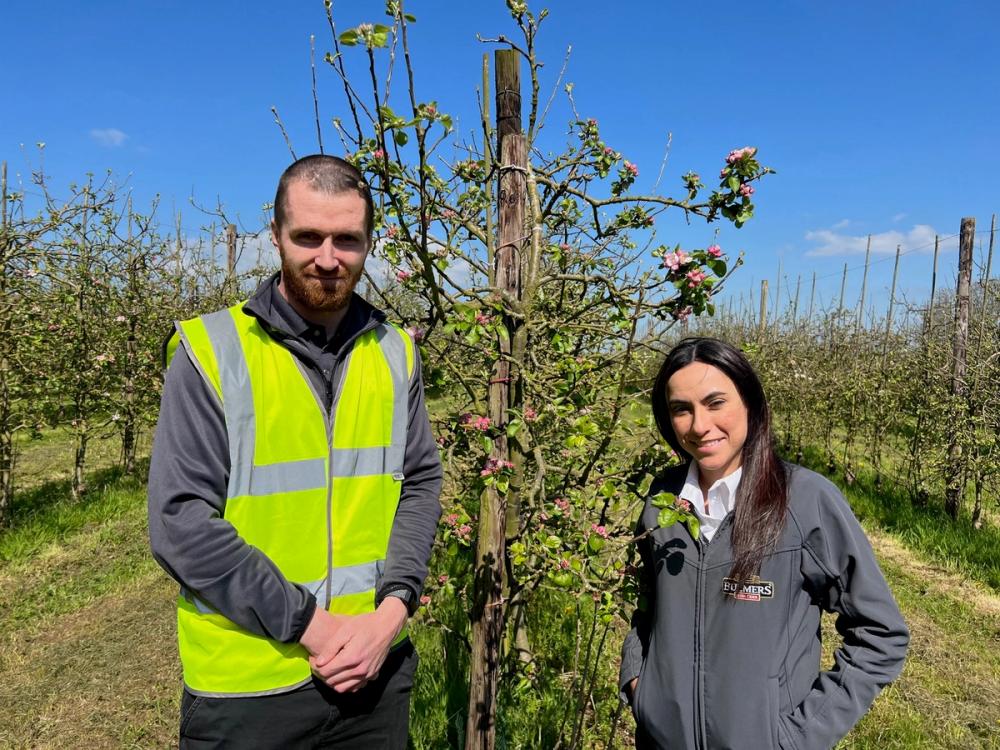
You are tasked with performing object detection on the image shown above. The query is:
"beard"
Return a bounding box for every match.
[279,254,362,313]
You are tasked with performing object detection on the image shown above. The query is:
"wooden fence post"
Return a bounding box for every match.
[225,223,237,279]
[466,47,525,750]
[970,214,996,527]
[757,279,768,339]
[945,217,975,519]
[856,234,871,332]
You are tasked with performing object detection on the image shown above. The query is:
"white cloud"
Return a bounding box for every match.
[831,218,850,229]
[89,128,128,147]
[804,223,943,257]
[892,212,907,223]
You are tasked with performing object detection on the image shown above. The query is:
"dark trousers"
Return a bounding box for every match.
[179,642,416,749]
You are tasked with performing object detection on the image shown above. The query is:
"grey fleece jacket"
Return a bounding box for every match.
[147,274,442,644]
[620,463,908,750]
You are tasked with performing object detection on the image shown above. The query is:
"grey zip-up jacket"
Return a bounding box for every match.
[620,463,908,750]
[148,274,442,645]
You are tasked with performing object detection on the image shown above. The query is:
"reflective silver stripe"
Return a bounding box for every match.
[331,446,390,477]
[185,676,313,699]
[375,325,409,476]
[201,309,257,499]
[181,587,217,615]
[182,559,382,615]
[306,561,384,608]
[249,458,327,495]
[174,323,223,407]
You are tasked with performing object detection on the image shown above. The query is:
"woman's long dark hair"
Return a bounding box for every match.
[651,337,788,584]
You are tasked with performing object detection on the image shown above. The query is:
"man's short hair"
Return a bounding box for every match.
[273,155,374,239]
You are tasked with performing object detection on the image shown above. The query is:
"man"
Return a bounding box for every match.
[148,155,442,749]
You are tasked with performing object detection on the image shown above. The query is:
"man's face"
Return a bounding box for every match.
[271,181,370,314]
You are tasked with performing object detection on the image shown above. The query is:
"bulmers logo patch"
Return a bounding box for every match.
[722,575,775,602]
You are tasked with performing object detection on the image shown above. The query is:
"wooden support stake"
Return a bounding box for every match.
[945,218,975,519]
[807,271,817,322]
[792,274,801,324]
[838,263,848,316]
[857,234,871,332]
[758,279,769,338]
[225,223,237,279]
[466,48,525,750]
[882,244,901,358]
[927,235,940,338]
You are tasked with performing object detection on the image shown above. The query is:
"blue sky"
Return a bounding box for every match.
[5,1,999,319]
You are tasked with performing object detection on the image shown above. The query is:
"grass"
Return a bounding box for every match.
[1,429,998,748]
[795,443,1000,591]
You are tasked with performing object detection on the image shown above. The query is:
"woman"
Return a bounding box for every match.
[621,338,908,750]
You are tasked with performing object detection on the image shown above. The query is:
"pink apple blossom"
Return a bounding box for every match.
[706,244,723,258]
[405,326,425,343]
[739,183,755,198]
[373,148,386,160]
[624,161,638,177]
[396,269,412,282]
[662,250,689,272]
[686,269,707,288]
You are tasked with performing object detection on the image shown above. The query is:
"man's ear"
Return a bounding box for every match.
[269,220,279,249]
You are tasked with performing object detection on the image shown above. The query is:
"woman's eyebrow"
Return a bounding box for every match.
[699,390,728,402]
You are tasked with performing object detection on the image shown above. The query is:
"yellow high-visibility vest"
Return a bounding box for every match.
[170,302,413,696]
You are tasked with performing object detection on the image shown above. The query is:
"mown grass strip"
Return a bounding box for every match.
[796,446,1000,591]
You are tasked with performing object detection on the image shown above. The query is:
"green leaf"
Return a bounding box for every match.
[545,535,562,549]
[404,13,417,21]
[727,175,740,192]
[657,507,679,528]
[651,491,676,509]
[550,571,574,588]
[339,30,359,46]
[372,31,389,47]
[373,24,391,33]
[587,535,606,554]
[506,420,522,439]
[709,259,727,276]
[481,436,493,453]
[687,515,701,540]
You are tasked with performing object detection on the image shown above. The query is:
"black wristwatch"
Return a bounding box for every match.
[378,585,417,616]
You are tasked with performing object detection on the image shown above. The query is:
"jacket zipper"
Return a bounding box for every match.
[694,513,736,748]
[324,372,335,610]
[694,537,706,749]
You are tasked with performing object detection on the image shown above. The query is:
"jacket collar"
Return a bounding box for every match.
[242,272,386,354]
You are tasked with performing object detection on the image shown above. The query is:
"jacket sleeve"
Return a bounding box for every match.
[147,344,317,643]
[784,479,909,750]
[619,503,654,705]
[376,344,443,611]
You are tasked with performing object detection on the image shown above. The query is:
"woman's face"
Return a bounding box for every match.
[666,362,749,486]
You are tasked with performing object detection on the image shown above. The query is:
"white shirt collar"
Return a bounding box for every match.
[679,462,743,542]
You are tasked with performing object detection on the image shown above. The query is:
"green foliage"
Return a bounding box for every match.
[322,1,774,742]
